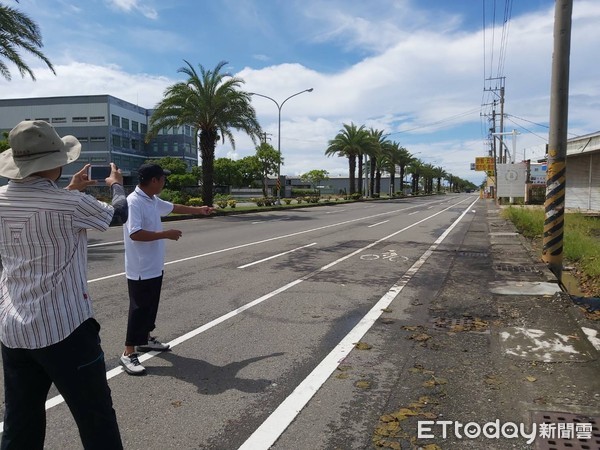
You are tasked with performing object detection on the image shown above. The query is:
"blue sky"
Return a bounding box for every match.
[2,0,599,183]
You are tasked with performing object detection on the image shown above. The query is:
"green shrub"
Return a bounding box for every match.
[187,197,203,206]
[227,199,237,208]
[283,198,293,205]
[350,192,362,200]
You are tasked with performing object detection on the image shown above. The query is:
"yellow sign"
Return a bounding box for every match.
[475,157,494,172]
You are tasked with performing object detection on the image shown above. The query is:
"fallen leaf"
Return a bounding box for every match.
[335,373,349,379]
[355,380,371,389]
[380,318,395,324]
[525,376,537,382]
[355,342,373,350]
[381,308,393,313]
[401,325,419,331]
[410,333,431,342]
[171,400,182,408]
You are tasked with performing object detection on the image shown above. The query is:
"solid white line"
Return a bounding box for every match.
[238,198,478,450]
[0,198,473,435]
[237,243,317,268]
[368,220,389,228]
[408,211,420,216]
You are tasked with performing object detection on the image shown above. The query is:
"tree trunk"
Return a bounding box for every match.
[390,169,396,196]
[369,157,376,197]
[357,154,363,195]
[375,170,381,195]
[200,129,217,206]
[348,156,356,194]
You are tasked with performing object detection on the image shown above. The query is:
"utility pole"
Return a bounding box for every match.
[542,0,572,280]
[499,86,505,162]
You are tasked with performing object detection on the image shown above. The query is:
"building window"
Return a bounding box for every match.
[185,125,191,136]
[77,137,89,142]
[112,135,121,147]
[141,124,147,134]
[34,117,50,122]
[111,114,120,127]
[132,121,139,133]
[163,142,169,152]
[122,137,130,149]
[51,117,66,123]
[73,116,88,123]
[172,126,179,135]
[152,143,158,153]
[173,142,179,153]
[131,139,139,150]
[91,156,107,162]
[90,137,106,142]
[90,116,105,122]
[121,118,129,130]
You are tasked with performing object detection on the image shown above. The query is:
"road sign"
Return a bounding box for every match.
[475,157,495,172]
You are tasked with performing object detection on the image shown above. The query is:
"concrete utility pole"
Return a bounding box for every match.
[542,0,573,280]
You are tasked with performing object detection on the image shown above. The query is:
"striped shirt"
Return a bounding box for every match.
[0,177,115,349]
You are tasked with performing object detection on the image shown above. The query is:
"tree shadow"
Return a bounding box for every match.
[149,351,284,395]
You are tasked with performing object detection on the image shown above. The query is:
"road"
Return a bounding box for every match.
[0,194,479,449]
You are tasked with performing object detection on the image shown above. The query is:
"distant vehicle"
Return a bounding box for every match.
[465,189,473,193]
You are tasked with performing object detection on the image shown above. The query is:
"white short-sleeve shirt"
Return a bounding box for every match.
[124,186,174,280]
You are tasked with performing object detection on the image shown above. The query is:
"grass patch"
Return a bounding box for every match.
[503,206,600,291]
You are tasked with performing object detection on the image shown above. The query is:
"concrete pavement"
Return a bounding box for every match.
[362,198,600,449]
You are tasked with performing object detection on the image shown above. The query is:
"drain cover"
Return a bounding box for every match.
[432,317,490,333]
[532,411,600,450]
[493,264,541,273]
[458,251,489,258]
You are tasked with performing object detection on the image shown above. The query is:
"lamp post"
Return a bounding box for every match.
[250,88,314,204]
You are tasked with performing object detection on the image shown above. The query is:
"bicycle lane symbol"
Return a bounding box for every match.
[360,249,408,262]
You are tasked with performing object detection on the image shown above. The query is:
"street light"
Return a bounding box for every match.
[250,88,314,204]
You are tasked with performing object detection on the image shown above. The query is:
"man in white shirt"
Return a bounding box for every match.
[120,163,215,375]
[0,120,127,449]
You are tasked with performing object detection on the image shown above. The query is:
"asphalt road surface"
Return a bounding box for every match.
[0,193,479,449]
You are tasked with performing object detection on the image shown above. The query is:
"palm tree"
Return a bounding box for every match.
[147,60,262,206]
[325,123,371,195]
[0,3,55,81]
[432,166,447,193]
[396,147,415,195]
[366,128,386,197]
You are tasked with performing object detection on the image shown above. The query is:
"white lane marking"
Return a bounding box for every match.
[325,209,346,214]
[408,211,420,216]
[238,198,478,450]
[368,220,389,228]
[237,243,317,269]
[88,240,123,248]
[0,198,474,433]
[87,200,458,284]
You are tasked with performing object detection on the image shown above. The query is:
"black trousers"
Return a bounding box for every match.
[1,319,122,450]
[125,274,163,346]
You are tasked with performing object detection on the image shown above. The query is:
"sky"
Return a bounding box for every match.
[1,0,599,184]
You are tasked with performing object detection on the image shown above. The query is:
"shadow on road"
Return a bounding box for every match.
[150,351,284,395]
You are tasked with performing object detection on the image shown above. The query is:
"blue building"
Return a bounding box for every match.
[0,95,198,185]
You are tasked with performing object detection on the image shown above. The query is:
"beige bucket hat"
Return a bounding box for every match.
[0,120,81,179]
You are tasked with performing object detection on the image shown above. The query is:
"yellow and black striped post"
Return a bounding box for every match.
[542,0,572,280]
[542,156,565,278]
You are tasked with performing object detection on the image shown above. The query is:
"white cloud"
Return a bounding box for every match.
[106,0,158,20]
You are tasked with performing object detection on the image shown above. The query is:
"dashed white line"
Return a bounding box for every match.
[368,220,389,228]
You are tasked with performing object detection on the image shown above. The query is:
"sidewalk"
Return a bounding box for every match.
[370,199,600,449]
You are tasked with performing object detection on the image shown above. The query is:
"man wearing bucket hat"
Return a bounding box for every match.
[0,120,126,449]
[120,163,215,375]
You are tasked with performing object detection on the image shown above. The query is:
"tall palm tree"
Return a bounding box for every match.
[432,166,447,193]
[396,147,415,195]
[325,123,371,195]
[0,3,55,81]
[366,128,386,197]
[147,60,262,206]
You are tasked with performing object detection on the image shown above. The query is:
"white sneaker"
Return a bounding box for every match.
[136,336,170,352]
[120,352,146,375]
